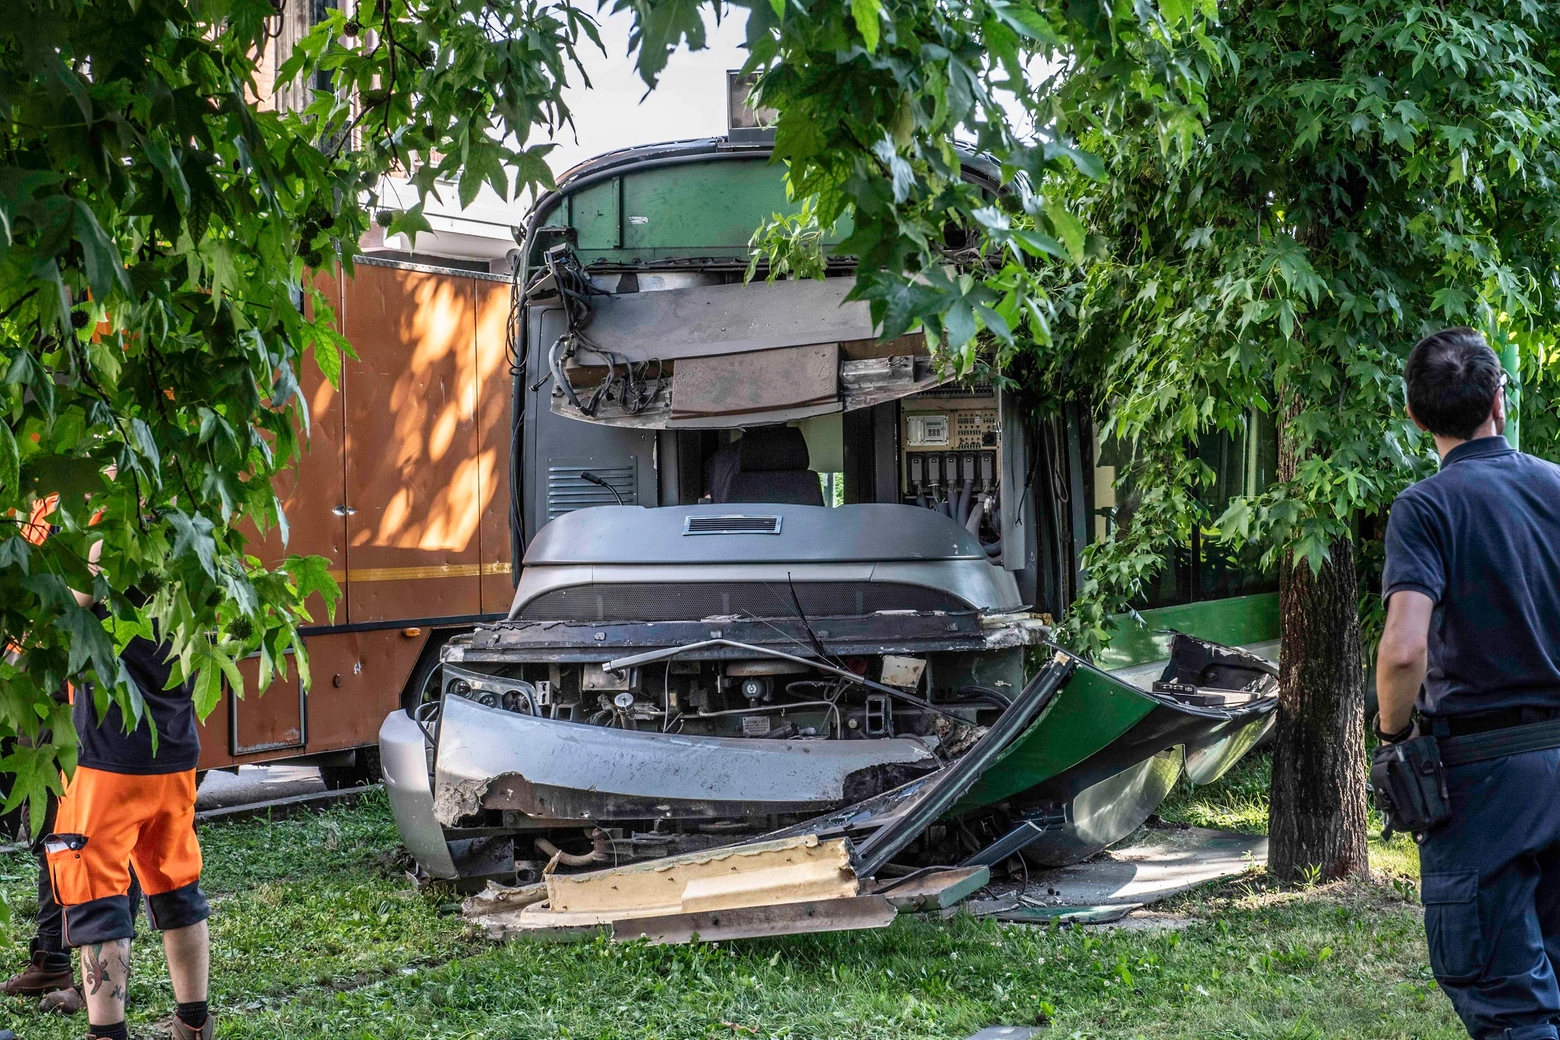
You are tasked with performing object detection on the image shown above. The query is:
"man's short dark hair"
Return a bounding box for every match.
[1404,327,1503,441]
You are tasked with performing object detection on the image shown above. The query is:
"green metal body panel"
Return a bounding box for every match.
[560,160,848,265]
[955,593,1280,812]
[955,664,1156,810]
[1097,592,1280,671]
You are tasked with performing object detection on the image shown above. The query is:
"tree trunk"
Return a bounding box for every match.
[1269,399,1370,882]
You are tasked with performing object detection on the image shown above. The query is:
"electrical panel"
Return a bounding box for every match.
[899,393,1001,537]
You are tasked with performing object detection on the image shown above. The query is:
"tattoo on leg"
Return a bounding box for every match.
[84,943,105,995]
[82,939,130,999]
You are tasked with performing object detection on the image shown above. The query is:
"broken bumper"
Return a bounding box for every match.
[431,694,941,827]
[379,709,459,880]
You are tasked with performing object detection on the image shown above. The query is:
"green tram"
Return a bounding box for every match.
[378,135,1280,880]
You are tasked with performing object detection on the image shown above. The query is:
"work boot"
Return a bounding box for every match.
[40,984,86,1014]
[3,938,74,997]
[170,1013,215,1039]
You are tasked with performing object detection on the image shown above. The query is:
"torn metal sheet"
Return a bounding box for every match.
[433,694,940,826]
[670,343,839,421]
[1011,747,1184,867]
[999,827,1266,910]
[977,904,1140,926]
[854,650,1077,877]
[873,866,990,912]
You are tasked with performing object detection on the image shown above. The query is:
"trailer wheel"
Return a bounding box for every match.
[402,656,443,717]
[319,745,383,789]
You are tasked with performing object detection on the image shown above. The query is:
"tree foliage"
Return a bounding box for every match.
[623,0,1211,377]
[3,0,1212,829]
[1048,0,1560,653]
[0,0,595,828]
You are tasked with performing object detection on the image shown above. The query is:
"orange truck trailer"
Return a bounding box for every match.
[197,256,515,787]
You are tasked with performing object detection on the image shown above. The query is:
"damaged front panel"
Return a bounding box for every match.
[432,693,941,827]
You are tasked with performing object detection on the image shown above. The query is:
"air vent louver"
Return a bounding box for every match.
[684,515,782,535]
[546,459,637,520]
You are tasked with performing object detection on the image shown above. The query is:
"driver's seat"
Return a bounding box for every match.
[717,427,824,506]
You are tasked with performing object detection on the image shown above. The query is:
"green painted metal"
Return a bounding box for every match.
[558,159,849,265]
[953,594,1279,812]
[955,664,1157,810]
[1096,592,1280,672]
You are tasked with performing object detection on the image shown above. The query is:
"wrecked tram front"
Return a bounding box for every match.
[379,137,1280,883]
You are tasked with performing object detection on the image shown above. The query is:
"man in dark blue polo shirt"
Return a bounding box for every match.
[1377,326,1560,1040]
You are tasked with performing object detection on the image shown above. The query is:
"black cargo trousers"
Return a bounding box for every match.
[1418,745,1560,1039]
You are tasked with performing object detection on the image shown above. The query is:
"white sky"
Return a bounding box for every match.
[542,8,752,179]
[383,6,751,243]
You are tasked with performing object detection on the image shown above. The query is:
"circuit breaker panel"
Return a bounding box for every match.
[900,393,1000,501]
[898,391,1004,558]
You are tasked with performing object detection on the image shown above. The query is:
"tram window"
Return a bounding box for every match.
[794,414,846,506]
[1091,410,1279,608]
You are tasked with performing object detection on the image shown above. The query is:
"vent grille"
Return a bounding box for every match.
[518,581,969,621]
[546,459,637,520]
[684,515,782,536]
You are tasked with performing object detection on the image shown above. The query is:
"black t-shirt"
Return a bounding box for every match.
[74,611,200,775]
[1382,435,1560,717]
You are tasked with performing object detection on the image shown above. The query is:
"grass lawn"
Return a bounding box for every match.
[1,754,1460,1040]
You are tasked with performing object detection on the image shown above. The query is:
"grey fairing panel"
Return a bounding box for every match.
[378,710,459,880]
[431,694,939,827]
[523,504,990,566]
[559,277,875,365]
[508,560,1022,619]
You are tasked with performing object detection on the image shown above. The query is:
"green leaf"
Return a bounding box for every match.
[58,606,119,683]
[944,302,977,349]
[1042,139,1106,181]
[168,508,218,577]
[990,1,1062,46]
[74,202,131,300]
[386,203,433,252]
[850,0,881,52]
[1044,201,1087,264]
[0,419,18,495]
[205,239,238,304]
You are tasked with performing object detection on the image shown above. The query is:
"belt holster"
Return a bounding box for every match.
[1370,735,1450,842]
